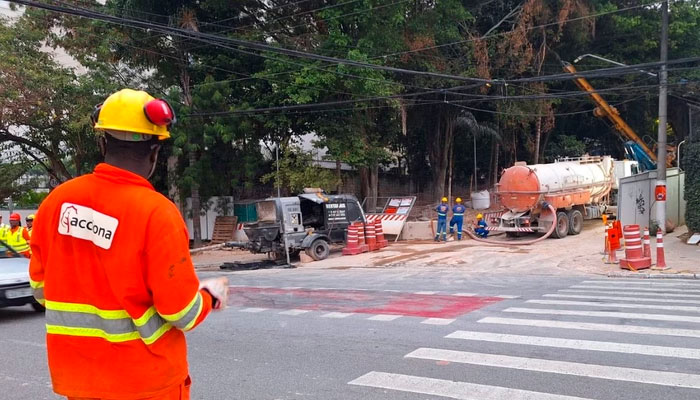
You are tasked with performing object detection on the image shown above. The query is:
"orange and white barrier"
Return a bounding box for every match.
[366,214,408,237]
[653,230,669,270]
[619,224,651,271]
[643,227,651,258]
[374,220,388,248]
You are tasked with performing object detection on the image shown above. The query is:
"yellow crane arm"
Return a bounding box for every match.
[562,62,668,166]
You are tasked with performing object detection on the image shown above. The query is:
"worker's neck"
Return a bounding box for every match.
[103,157,151,179]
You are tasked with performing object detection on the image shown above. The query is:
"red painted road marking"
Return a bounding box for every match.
[227,287,502,319]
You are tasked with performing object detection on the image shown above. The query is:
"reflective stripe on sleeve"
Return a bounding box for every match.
[30,279,45,304]
[44,301,172,345]
[160,292,204,331]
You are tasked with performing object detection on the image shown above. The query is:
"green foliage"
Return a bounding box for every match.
[0,163,34,201]
[261,145,340,194]
[544,135,587,161]
[683,141,700,233]
[14,190,49,208]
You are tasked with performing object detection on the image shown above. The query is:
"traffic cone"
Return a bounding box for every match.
[355,222,370,253]
[642,227,651,258]
[652,230,669,270]
[602,224,609,254]
[375,220,388,248]
[365,222,379,251]
[605,240,618,264]
[342,223,362,255]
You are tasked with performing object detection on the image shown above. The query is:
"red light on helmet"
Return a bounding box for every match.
[143,99,176,127]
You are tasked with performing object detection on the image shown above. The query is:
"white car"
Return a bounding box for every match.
[0,240,43,311]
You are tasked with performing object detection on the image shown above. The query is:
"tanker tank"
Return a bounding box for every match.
[494,156,614,239]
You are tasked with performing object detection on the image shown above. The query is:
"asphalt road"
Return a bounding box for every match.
[3,268,700,399]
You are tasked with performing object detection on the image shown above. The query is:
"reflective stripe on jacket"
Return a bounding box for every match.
[29,163,213,399]
[7,227,30,253]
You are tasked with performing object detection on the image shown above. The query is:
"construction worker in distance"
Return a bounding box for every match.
[435,197,449,242]
[29,89,229,400]
[449,197,466,240]
[6,213,31,257]
[474,213,489,238]
[0,214,8,242]
[23,214,35,243]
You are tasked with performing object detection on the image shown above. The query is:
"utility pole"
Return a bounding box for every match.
[656,0,669,233]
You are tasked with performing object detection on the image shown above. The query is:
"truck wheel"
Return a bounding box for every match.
[306,239,330,261]
[552,211,569,239]
[567,209,583,235]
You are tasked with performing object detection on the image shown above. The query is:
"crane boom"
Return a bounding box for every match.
[562,62,672,168]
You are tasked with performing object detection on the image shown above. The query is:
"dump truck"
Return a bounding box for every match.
[226,192,365,261]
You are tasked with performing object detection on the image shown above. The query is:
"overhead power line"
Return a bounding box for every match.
[17,0,492,84]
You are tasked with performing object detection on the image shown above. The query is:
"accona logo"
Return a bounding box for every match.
[58,203,119,249]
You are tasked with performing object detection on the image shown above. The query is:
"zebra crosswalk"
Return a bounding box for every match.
[349,278,700,399]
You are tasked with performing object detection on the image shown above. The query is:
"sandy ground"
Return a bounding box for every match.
[192,222,700,277]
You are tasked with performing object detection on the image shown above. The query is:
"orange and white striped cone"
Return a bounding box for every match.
[605,240,618,264]
[602,224,609,254]
[652,230,669,270]
[642,227,651,258]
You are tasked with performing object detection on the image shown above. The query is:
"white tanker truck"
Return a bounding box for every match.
[494,156,630,239]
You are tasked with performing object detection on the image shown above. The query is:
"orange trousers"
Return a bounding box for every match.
[67,376,190,400]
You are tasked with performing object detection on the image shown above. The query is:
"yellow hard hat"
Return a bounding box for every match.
[441,197,448,202]
[92,89,175,140]
[456,197,462,203]
[26,214,35,221]
[476,213,483,219]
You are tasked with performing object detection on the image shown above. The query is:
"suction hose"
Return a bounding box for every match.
[463,204,558,246]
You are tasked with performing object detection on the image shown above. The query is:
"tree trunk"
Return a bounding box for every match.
[180,66,202,248]
[359,167,371,211]
[447,144,454,205]
[431,111,456,200]
[168,155,181,212]
[369,163,379,212]
[533,116,542,164]
[335,159,342,193]
[189,150,202,248]
[493,143,500,187]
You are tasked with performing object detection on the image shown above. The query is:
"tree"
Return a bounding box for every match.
[0,162,35,201]
[261,144,339,194]
[0,15,110,183]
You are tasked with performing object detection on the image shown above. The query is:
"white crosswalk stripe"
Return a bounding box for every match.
[321,312,353,318]
[349,279,700,399]
[349,372,595,400]
[561,288,700,298]
[478,317,700,338]
[367,314,401,321]
[583,279,700,287]
[571,285,700,293]
[544,293,700,304]
[527,299,700,313]
[406,347,700,389]
[420,318,455,325]
[445,330,700,359]
[505,307,700,323]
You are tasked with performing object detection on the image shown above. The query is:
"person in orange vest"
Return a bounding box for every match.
[23,214,34,243]
[6,213,31,257]
[29,89,229,400]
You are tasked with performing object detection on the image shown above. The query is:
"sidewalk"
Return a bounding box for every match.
[191,223,700,277]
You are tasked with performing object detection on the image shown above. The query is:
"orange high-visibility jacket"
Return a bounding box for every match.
[29,163,213,399]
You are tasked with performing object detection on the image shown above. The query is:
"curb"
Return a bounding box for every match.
[606,272,699,279]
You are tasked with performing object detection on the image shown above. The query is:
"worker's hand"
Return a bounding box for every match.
[199,277,229,310]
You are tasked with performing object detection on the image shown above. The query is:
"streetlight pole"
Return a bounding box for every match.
[656,0,669,233]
